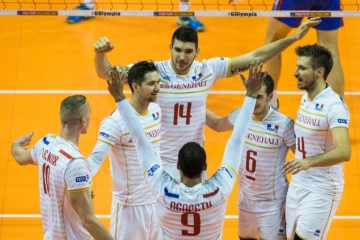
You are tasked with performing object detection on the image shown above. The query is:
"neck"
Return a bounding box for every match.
[59,128,80,147]
[252,106,270,121]
[128,96,150,115]
[181,175,202,187]
[170,59,191,75]
[307,80,327,100]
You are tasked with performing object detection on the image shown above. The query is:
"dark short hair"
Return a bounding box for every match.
[171,26,198,49]
[263,74,274,96]
[178,142,206,179]
[128,61,158,92]
[295,44,333,80]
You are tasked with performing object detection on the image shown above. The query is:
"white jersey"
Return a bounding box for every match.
[155,58,231,164]
[97,102,161,205]
[229,107,295,201]
[31,134,92,240]
[291,86,350,201]
[145,163,236,240]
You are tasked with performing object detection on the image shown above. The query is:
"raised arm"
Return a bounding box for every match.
[107,67,160,173]
[221,63,266,171]
[11,132,37,166]
[94,37,130,80]
[229,18,321,76]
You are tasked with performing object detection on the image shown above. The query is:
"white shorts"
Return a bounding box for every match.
[286,184,340,240]
[110,198,162,240]
[238,192,286,240]
[162,161,208,183]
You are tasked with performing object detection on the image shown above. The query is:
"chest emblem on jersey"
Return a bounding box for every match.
[278,228,284,236]
[152,112,160,120]
[191,73,203,82]
[267,124,279,133]
[315,103,324,111]
[314,229,321,237]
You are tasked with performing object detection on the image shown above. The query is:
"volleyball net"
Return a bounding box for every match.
[0,0,359,16]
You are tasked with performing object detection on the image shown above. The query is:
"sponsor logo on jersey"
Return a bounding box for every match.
[76,175,89,182]
[314,229,321,237]
[338,119,347,124]
[99,132,110,138]
[220,166,233,178]
[278,228,284,236]
[147,164,160,177]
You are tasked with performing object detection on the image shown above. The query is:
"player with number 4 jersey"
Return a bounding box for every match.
[206,74,295,240]
[94,19,320,182]
[283,44,351,240]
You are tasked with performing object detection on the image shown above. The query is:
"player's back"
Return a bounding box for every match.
[149,164,236,240]
[31,134,91,240]
[229,107,295,201]
[154,58,230,163]
[292,86,350,200]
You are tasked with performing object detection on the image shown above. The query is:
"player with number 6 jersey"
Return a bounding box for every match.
[206,74,295,240]
[94,19,321,182]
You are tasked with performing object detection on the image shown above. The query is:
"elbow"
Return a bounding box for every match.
[81,215,95,231]
[343,149,351,162]
[14,156,26,166]
[96,71,107,80]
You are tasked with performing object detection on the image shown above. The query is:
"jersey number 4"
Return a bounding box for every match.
[42,163,51,197]
[174,103,192,125]
[297,136,307,158]
[181,212,201,236]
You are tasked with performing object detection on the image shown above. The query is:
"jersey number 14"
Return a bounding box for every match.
[173,103,192,125]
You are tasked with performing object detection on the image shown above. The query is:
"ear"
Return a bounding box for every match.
[268,92,274,102]
[80,116,86,125]
[195,48,200,58]
[169,44,172,54]
[177,162,181,170]
[316,67,325,78]
[203,162,207,171]
[132,82,139,91]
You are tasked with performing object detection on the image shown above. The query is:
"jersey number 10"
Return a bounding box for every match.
[42,163,51,197]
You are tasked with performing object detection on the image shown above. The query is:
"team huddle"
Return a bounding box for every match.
[11,16,351,240]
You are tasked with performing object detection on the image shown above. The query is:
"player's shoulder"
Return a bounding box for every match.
[320,87,348,109]
[271,109,294,126]
[198,57,229,67]
[148,102,161,111]
[100,109,122,125]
